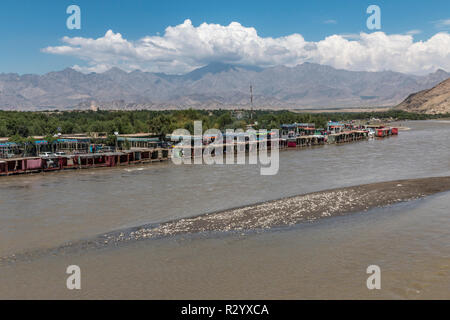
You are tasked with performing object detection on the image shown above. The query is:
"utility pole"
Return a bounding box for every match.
[250,85,253,121]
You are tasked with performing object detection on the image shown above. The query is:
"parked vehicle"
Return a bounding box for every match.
[39,152,54,158]
[54,152,67,156]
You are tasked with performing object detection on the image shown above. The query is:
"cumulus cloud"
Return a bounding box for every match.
[42,19,450,75]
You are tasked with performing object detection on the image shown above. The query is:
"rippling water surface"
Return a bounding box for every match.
[0,120,449,299]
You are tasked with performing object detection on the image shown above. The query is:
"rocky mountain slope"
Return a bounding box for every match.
[396,78,450,114]
[0,62,448,110]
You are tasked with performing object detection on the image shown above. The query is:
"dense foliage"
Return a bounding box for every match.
[0,109,448,139]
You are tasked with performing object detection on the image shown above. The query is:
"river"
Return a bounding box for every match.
[0,120,449,299]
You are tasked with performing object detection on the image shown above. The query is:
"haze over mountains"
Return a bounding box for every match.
[0,62,448,111]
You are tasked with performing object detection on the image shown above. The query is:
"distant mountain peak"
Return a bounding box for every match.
[204,61,236,69]
[103,67,128,75]
[184,62,238,80]
[433,68,448,75]
[58,67,80,75]
[184,62,263,80]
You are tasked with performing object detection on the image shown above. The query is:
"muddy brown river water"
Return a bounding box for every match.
[0,120,449,299]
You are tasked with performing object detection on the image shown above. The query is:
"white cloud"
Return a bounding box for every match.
[405,29,422,35]
[42,19,450,75]
[323,19,337,24]
[434,19,450,29]
[338,33,361,40]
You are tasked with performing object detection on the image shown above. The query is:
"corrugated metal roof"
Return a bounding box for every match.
[77,152,125,158]
[118,133,157,138]
[117,137,159,142]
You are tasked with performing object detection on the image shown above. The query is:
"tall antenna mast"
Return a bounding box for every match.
[250,84,253,120]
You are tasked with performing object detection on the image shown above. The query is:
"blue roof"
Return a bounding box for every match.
[0,142,18,147]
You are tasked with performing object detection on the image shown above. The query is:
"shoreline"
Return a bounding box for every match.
[107,176,450,241]
[0,132,399,178]
[2,176,449,264]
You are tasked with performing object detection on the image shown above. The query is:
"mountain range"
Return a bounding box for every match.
[0,62,449,111]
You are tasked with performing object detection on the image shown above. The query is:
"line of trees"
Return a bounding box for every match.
[0,109,447,139]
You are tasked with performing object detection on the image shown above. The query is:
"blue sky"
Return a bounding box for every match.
[1,0,449,74]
